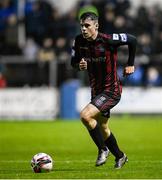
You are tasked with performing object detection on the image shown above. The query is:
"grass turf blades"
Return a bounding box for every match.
[0,116,162,179]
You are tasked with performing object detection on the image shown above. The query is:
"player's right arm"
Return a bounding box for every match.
[71,36,87,71]
[71,37,81,70]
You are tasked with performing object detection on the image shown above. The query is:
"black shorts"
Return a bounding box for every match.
[91,92,121,118]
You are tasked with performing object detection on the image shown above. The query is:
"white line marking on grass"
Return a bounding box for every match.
[0,160,94,164]
[0,160,162,163]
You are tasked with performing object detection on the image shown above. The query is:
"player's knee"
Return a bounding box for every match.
[80,111,90,124]
[80,111,94,128]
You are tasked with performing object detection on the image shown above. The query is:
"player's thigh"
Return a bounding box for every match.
[80,103,100,120]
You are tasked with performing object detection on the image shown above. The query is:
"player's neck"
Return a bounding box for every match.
[87,31,98,41]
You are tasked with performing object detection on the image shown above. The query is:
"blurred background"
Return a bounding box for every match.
[0,0,162,120]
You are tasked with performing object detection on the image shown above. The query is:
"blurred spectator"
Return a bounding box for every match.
[114,15,127,33]
[146,67,161,86]
[153,31,162,54]
[0,72,7,88]
[48,8,67,39]
[0,64,7,88]
[4,14,21,55]
[0,0,16,53]
[55,37,70,62]
[115,0,130,16]
[0,0,16,33]
[133,6,153,35]
[102,4,115,33]
[137,33,153,55]
[55,37,71,86]
[63,9,80,39]
[25,0,52,45]
[37,37,56,62]
[23,38,39,61]
[37,37,56,86]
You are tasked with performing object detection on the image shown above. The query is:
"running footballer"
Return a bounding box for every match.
[71,12,137,168]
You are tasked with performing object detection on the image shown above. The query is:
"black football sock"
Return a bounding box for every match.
[88,123,107,151]
[105,132,124,160]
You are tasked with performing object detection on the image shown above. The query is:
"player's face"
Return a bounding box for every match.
[80,18,98,40]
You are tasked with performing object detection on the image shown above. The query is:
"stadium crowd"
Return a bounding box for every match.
[0,0,162,87]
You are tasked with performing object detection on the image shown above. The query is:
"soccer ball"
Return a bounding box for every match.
[31,153,53,173]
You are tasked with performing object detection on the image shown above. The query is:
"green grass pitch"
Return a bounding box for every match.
[0,115,162,179]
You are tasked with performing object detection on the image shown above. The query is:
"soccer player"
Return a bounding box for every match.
[71,12,137,168]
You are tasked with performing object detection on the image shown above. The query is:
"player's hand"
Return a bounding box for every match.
[79,58,87,70]
[123,66,135,77]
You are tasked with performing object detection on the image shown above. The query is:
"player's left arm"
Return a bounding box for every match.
[109,33,137,76]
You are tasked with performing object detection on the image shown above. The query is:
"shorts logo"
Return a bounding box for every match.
[95,96,106,106]
[100,96,106,101]
[104,112,109,116]
[120,33,127,42]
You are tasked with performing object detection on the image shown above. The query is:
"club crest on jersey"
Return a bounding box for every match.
[95,45,105,52]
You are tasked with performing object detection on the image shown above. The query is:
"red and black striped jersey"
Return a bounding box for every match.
[71,32,137,97]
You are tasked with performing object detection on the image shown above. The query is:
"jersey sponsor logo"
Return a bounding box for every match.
[85,57,106,62]
[80,47,89,50]
[113,34,119,40]
[120,33,127,42]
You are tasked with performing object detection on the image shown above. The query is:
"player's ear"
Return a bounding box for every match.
[95,23,99,30]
